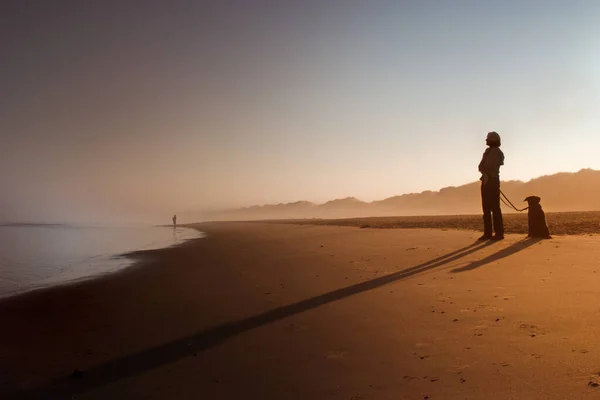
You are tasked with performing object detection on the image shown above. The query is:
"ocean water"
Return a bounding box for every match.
[0,225,204,299]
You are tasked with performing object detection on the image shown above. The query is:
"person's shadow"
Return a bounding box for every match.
[450,237,543,273]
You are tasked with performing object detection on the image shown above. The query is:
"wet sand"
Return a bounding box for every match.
[2,222,600,399]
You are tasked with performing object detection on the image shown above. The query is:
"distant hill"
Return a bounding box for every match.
[182,169,600,222]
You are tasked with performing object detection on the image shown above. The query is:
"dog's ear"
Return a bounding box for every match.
[524,196,541,204]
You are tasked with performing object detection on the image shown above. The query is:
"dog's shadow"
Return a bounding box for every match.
[451,237,544,273]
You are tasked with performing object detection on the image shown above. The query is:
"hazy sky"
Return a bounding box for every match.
[2,1,600,223]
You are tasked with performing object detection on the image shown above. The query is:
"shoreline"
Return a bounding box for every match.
[3,222,600,399]
[0,227,205,303]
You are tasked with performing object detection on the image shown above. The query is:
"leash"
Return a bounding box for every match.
[500,190,528,212]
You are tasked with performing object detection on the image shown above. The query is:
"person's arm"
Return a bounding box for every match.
[478,149,489,173]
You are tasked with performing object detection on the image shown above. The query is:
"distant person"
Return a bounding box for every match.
[478,131,504,240]
[172,214,177,228]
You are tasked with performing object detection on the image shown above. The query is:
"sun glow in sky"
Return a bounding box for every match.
[2,1,600,223]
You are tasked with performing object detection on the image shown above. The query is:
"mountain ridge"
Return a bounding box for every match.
[183,169,600,221]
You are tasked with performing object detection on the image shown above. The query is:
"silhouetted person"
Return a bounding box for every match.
[172,214,177,228]
[478,131,504,240]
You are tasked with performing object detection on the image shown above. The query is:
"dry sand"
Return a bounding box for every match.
[271,210,600,236]
[2,222,600,399]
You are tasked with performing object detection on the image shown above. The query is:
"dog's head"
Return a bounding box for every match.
[524,196,541,205]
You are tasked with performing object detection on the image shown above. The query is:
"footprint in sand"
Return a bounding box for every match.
[412,349,430,360]
[479,304,501,312]
[519,323,546,336]
[589,373,600,388]
[492,362,510,367]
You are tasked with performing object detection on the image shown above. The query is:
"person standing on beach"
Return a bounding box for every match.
[172,214,177,228]
[478,131,504,240]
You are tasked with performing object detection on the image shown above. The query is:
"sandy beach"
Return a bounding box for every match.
[2,221,600,399]
[272,210,600,236]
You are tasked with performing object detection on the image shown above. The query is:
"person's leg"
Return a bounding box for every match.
[489,179,504,238]
[480,183,493,240]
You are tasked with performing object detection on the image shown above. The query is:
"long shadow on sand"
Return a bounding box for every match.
[450,237,543,273]
[27,239,526,399]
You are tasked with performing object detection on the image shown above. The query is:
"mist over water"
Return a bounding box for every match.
[0,225,203,299]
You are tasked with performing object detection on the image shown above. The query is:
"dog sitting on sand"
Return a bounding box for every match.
[524,196,551,238]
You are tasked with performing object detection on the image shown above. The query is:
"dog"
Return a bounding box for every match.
[524,196,551,238]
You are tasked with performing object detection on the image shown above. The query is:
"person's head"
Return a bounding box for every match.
[486,131,501,147]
